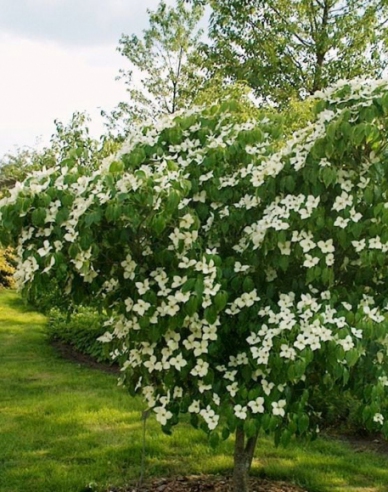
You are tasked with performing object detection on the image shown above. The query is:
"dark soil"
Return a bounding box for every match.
[107,475,307,492]
[328,430,388,454]
[51,339,120,374]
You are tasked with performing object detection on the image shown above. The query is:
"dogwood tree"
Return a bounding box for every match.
[2,79,388,492]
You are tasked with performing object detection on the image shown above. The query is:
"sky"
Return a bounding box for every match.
[0,0,177,159]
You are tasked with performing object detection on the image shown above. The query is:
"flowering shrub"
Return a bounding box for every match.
[2,78,388,490]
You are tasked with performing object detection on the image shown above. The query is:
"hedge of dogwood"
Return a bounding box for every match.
[2,78,388,448]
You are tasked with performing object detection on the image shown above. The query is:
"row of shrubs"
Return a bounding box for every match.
[46,306,112,364]
[19,276,111,364]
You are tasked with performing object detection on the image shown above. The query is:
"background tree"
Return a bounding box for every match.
[0,112,105,194]
[104,0,205,136]
[195,0,388,105]
[3,79,388,491]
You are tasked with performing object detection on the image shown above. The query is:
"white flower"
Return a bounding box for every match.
[280,344,296,360]
[224,370,237,382]
[379,376,388,387]
[135,279,150,295]
[121,254,137,279]
[352,239,366,252]
[369,237,383,249]
[326,253,334,266]
[262,379,274,396]
[373,413,384,425]
[173,387,183,398]
[318,239,335,253]
[300,237,316,252]
[332,191,352,212]
[198,381,212,393]
[171,275,187,288]
[350,208,362,222]
[190,359,209,377]
[303,254,320,268]
[125,298,134,312]
[64,230,78,242]
[337,335,354,352]
[226,382,238,397]
[234,404,248,419]
[170,353,187,370]
[272,399,286,417]
[188,400,201,413]
[179,213,195,229]
[37,240,52,257]
[248,397,265,414]
[200,405,219,430]
[334,217,349,228]
[178,256,197,269]
[351,327,362,339]
[133,300,151,316]
[278,241,291,255]
[154,406,173,426]
[193,190,207,202]
[234,261,250,272]
[247,332,260,345]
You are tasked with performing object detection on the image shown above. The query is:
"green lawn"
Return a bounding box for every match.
[1,290,388,492]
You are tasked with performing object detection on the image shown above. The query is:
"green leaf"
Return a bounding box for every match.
[109,160,124,174]
[204,306,218,324]
[243,419,257,439]
[151,215,166,235]
[345,349,359,367]
[166,191,181,212]
[214,291,228,312]
[298,414,309,434]
[209,432,220,448]
[280,429,292,447]
[185,295,199,316]
[31,208,46,227]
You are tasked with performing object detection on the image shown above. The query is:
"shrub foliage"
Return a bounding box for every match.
[2,78,388,490]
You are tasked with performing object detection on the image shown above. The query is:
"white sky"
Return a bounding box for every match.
[0,0,177,159]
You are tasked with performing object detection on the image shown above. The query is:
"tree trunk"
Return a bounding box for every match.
[233,427,258,492]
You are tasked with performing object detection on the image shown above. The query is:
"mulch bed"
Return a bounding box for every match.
[51,339,120,374]
[107,475,307,492]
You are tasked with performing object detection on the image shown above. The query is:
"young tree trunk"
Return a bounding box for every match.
[233,427,258,492]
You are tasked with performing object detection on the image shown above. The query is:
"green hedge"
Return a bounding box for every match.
[47,307,113,364]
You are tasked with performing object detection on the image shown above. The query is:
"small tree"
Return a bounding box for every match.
[3,79,388,491]
[104,0,205,135]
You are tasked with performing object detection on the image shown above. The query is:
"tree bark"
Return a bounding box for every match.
[233,427,259,492]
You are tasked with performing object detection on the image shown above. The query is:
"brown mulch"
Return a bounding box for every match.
[106,475,307,492]
[327,430,388,455]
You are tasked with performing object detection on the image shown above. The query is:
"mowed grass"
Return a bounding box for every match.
[1,290,388,492]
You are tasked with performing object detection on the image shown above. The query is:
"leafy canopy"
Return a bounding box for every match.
[3,78,388,448]
[199,0,388,104]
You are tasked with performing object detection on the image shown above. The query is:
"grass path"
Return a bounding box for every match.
[1,290,388,492]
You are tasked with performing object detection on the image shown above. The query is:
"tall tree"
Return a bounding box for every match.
[106,0,204,134]
[197,0,388,104]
